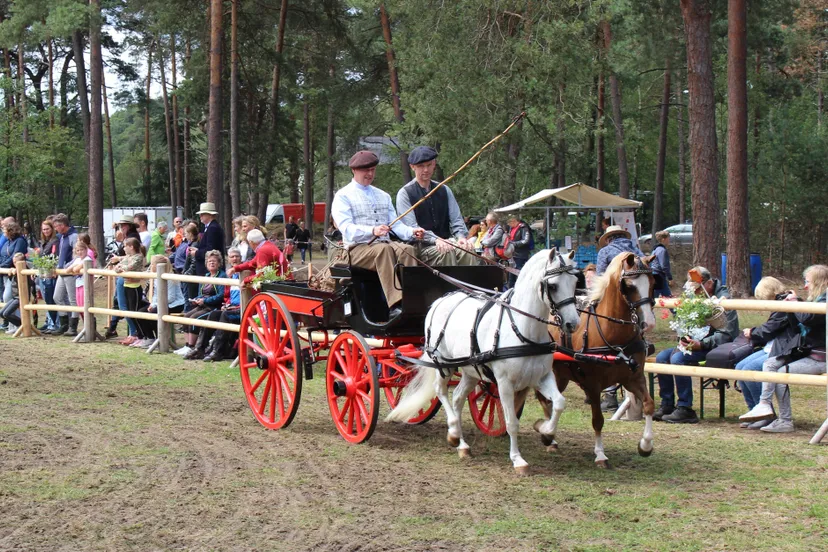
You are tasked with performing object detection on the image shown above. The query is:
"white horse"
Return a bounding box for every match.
[387,248,581,474]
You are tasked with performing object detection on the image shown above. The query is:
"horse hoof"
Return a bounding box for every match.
[540,433,555,447]
[514,465,531,477]
[533,419,545,433]
[545,444,559,453]
[458,448,472,460]
[595,459,610,469]
[638,444,653,457]
[447,435,460,448]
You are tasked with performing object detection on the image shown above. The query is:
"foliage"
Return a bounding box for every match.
[249,263,290,291]
[29,251,58,276]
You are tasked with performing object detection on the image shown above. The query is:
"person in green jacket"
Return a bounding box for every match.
[146,220,169,261]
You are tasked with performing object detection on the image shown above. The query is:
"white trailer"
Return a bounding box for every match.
[103,206,183,240]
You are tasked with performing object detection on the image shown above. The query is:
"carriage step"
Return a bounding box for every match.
[302,348,315,380]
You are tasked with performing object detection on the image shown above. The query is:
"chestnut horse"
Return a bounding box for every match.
[540,253,657,468]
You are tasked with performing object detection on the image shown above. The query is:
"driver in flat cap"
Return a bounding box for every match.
[395,146,477,266]
[331,150,424,323]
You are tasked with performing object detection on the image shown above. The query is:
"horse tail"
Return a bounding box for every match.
[385,365,438,423]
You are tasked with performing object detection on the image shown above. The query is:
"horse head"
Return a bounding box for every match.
[618,253,656,332]
[540,248,581,335]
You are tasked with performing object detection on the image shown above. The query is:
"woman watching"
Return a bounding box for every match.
[230,216,253,262]
[740,265,828,432]
[38,219,60,334]
[180,222,201,305]
[734,277,792,429]
[176,250,226,359]
[189,247,243,362]
[110,237,147,346]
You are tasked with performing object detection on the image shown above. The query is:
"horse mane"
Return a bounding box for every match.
[590,253,634,303]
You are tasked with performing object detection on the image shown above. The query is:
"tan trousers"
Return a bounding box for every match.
[415,242,479,267]
[348,242,417,307]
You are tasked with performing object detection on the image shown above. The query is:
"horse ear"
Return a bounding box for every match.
[624,253,636,269]
[567,250,575,260]
[548,247,557,261]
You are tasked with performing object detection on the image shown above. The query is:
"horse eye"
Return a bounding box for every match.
[549,284,558,292]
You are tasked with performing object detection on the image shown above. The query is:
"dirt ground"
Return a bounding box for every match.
[1,334,826,551]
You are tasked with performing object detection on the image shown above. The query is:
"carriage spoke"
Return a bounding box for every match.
[355,401,365,434]
[338,398,350,423]
[330,369,346,382]
[356,389,371,402]
[269,372,278,422]
[487,395,496,428]
[347,400,357,434]
[274,371,285,420]
[278,363,296,383]
[258,376,272,415]
[243,338,268,358]
[240,361,258,370]
[250,370,268,394]
[253,304,269,341]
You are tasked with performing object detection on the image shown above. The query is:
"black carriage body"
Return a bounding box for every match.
[260,265,506,338]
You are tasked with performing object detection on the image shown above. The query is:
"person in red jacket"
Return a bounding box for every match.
[226,229,289,285]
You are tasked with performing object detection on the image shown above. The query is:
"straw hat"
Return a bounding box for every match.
[598,225,631,248]
[117,215,137,225]
[196,202,219,215]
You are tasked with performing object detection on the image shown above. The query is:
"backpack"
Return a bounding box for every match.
[495,231,515,260]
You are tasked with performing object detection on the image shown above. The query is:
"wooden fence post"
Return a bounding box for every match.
[14,260,32,338]
[809,302,828,445]
[106,273,114,329]
[82,258,95,343]
[156,262,170,353]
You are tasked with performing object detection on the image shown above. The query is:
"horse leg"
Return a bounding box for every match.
[623,375,655,457]
[435,371,461,449]
[449,372,478,459]
[533,372,566,448]
[589,390,610,468]
[497,380,529,475]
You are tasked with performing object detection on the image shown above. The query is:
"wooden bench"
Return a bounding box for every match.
[646,358,728,419]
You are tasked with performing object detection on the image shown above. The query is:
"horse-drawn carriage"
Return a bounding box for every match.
[239,249,659,472]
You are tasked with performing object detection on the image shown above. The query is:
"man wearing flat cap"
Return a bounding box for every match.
[396,146,476,266]
[331,150,425,322]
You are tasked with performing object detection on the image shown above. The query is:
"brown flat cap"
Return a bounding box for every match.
[349,150,379,169]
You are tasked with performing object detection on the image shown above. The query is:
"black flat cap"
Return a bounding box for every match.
[349,150,379,169]
[408,146,438,165]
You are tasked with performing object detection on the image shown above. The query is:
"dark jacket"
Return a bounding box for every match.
[118,228,141,256]
[40,236,59,258]
[508,222,532,260]
[749,294,790,347]
[0,235,28,268]
[56,226,78,269]
[700,280,740,351]
[195,269,227,308]
[769,293,826,358]
[195,221,225,276]
[652,243,672,281]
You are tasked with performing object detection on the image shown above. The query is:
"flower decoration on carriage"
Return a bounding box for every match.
[29,252,58,278]
[249,263,291,291]
[669,291,725,354]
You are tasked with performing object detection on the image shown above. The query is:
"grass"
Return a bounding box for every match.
[0,317,826,551]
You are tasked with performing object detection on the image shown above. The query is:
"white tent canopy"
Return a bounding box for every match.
[494,183,641,212]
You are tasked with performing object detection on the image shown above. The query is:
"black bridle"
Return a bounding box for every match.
[540,252,580,326]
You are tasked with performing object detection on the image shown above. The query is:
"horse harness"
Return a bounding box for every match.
[398,254,580,381]
[563,257,655,374]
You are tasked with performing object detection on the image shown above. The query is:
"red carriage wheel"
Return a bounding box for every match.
[326,331,380,443]
[239,292,303,430]
[380,360,441,425]
[468,380,524,437]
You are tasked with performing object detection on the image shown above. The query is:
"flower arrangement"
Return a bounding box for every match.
[669,289,725,354]
[249,263,290,291]
[29,252,58,278]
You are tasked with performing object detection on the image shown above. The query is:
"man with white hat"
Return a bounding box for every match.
[190,202,225,276]
[596,224,649,275]
[331,150,424,323]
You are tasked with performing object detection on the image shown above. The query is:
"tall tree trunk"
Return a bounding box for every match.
[59,50,73,127]
[681,0,721,276]
[183,40,191,215]
[653,60,671,235]
[102,69,116,208]
[171,36,182,212]
[144,42,153,205]
[303,97,313,234]
[818,48,823,128]
[72,31,90,153]
[88,0,105,266]
[675,71,687,223]
[726,0,749,296]
[247,93,259,215]
[602,21,630,197]
[325,93,335,232]
[556,83,566,187]
[229,0,241,219]
[48,37,54,128]
[159,43,177,211]
[259,0,290,224]
[379,3,412,183]
[207,0,224,211]
[17,42,27,144]
[751,51,761,172]
[596,71,605,190]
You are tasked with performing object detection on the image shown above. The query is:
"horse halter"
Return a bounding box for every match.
[541,253,579,321]
[620,258,655,316]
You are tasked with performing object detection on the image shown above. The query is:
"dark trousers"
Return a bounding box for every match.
[1,298,21,327]
[39,277,58,326]
[135,304,185,339]
[656,347,708,408]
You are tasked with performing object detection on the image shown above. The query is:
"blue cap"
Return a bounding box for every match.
[408,146,438,165]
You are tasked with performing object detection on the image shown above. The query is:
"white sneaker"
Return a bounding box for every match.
[747,418,774,430]
[5,324,17,335]
[760,419,794,433]
[174,345,192,356]
[739,401,774,422]
[139,338,155,349]
[131,338,153,348]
